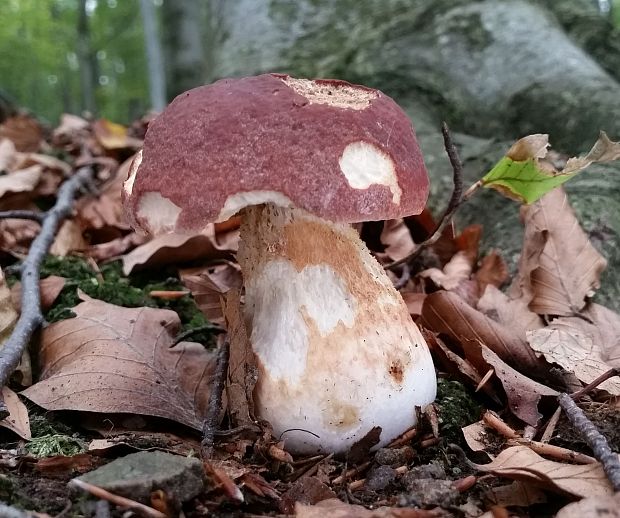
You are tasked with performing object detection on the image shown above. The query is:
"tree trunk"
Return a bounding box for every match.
[76,0,97,116]
[139,0,167,111]
[161,0,207,99]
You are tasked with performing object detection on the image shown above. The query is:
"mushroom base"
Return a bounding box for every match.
[238,204,436,455]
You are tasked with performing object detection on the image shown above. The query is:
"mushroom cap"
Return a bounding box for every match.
[123,74,429,234]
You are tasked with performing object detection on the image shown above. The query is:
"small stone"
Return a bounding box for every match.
[364,465,396,491]
[374,446,415,466]
[402,478,460,508]
[403,461,445,480]
[74,451,204,504]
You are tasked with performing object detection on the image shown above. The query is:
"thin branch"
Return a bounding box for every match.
[386,122,478,270]
[201,339,230,458]
[0,166,95,417]
[570,367,620,400]
[0,210,45,223]
[558,393,620,491]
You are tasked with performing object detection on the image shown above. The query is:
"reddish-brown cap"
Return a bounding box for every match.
[123,73,429,234]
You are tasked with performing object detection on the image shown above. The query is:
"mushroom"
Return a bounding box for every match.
[123,73,436,455]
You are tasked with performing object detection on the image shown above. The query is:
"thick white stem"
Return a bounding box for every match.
[238,204,436,454]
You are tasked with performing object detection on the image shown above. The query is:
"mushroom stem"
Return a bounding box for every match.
[237,204,436,454]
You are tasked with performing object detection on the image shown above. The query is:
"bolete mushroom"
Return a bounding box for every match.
[123,73,436,454]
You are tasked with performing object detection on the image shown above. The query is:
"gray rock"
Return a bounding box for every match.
[74,451,204,504]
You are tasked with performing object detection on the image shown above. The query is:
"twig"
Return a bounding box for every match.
[0,210,45,223]
[508,439,596,464]
[540,406,562,443]
[69,479,166,518]
[201,339,230,457]
[570,367,620,400]
[386,122,476,270]
[558,393,620,491]
[482,410,518,439]
[0,166,95,417]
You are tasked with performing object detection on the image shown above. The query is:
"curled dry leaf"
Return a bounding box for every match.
[11,275,66,312]
[50,219,87,257]
[0,387,31,439]
[122,227,239,276]
[86,232,148,262]
[92,119,143,150]
[422,291,543,375]
[0,164,42,199]
[0,113,44,152]
[0,138,19,171]
[473,445,613,498]
[420,251,472,291]
[513,188,607,316]
[21,297,217,430]
[379,219,416,262]
[295,498,443,518]
[180,262,243,325]
[527,304,620,395]
[461,420,492,453]
[474,251,509,293]
[556,492,620,518]
[487,481,547,508]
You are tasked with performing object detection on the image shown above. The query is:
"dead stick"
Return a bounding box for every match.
[69,479,166,518]
[558,393,620,491]
[509,439,596,464]
[201,339,230,457]
[0,210,45,223]
[386,122,474,270]
[570,367,620,400]
[0,166,95,417]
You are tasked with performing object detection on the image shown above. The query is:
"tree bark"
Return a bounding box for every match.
[76,0,97,116]
[139,0,167,111]
[161,0,207,99]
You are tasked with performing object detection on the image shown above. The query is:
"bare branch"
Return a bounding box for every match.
[0,210,45,223]
[0,166,96,417]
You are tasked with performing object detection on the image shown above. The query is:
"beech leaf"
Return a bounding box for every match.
[481,132,620,203]
[0,387,31,439]
[473,445,613,498]
[21,297,217,430]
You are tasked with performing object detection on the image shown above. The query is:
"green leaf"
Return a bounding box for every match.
[481,157,575,204]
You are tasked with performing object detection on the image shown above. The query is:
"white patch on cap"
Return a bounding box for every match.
[137,191,182,234]
[339,141,402,204]
[123,149,142,197]
[245,259,357,383]
[281,77,376,110]
[217,190,294,222]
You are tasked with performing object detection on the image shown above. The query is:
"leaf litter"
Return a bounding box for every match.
[0,112,619,516]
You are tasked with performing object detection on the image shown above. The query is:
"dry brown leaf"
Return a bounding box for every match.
[0,164,42,199]
[556,492,620,517]
[480,345,557,426]
[21,297,217,430]
[11,275,66,312]
[0,267,17,344]
[477,285,544,340]
[0,114,44,152]
[401,291,426,318]
[180,262,243,325]
[0,138,20,172]
[461,420,492,453]
[527,305,620,395]
[563,131,620,174]
[86,232,149,262]
[474,251,509,292]
[0,211,40,255]
[473,445,613,498]
[420,251,472,291]
[514,188,606,316]
[379,219,415,262]
[422,291,543,375]
[295,498,442,517]
[486,481,547,508]
[122,228,238,275]
[0,387,31,439]
[223,289,256,428]
[50,220,87,257]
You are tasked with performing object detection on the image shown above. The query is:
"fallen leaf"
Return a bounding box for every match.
[0,138,19,172]
[180,262,243,325]
[92,119,143,150]
[527,306,620,395]
[400,291,426,318]
[50,220,87,257]
[513,188,607,316]
[122,228,238,275]
[461,421,492,453]
[86,232,149,262]
[0,267,18,343]
[295,498,441,517]
[11,275,66,312]
[0,114,44,152]
[420,251,472,291]
[556,492,620,517]
[480,345,557,426]
[422,291,543,375]
[477,285,544,340]
[21,297,217,430]
[0,387,31,439]
[0,164,42,199]
[280,477,337,515]
[473,445,613,498]
[379,219,415,262]
[0,215,40,255]
[487,481,547,507]
[474,251,509,292]
[563,131,620,174]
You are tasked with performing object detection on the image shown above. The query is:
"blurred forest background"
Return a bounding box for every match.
[2,0,620,126]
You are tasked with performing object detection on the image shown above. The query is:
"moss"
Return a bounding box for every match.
[435,379,482,445]
[41,256,216,344]
[25,433,86,458]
